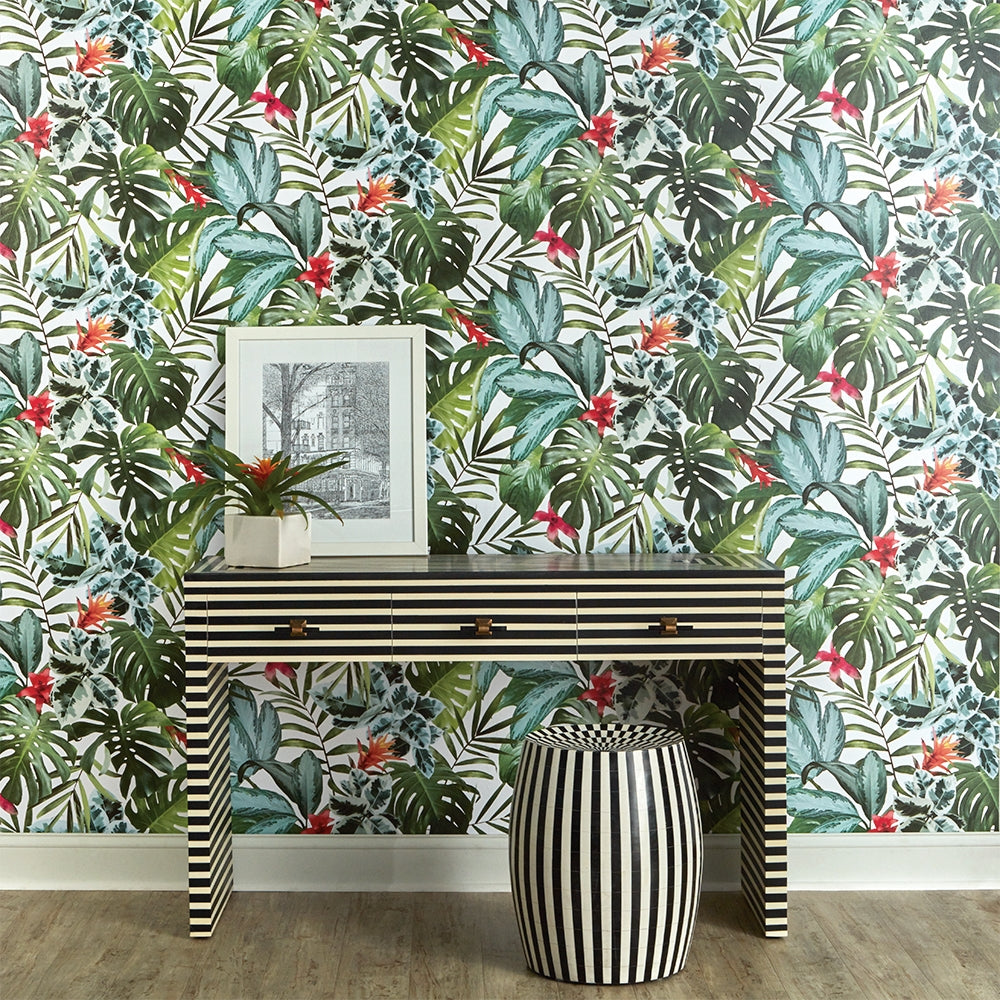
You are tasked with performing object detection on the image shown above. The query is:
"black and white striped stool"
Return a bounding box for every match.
[509,722,703,984]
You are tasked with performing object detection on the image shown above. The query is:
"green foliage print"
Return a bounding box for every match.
[0,0,997,836]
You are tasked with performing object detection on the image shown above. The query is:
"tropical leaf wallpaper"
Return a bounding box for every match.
[0,0,997,841]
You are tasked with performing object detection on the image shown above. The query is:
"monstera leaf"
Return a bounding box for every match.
[390,200,476,290]
[670,343,757,430]
[0,699,75,807]
[388,756,478,834]
[671,61,762,151]
[0,421,75,529]
[261,4,352,108]
[542,142,638,249]
[0,143,72,251]
[106,63,192,150]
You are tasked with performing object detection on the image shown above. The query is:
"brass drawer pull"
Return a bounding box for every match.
[659,616,679,636]
[458,618,509,638]
[273,618,310,639]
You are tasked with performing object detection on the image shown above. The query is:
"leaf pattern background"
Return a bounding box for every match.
[0,0,997,838]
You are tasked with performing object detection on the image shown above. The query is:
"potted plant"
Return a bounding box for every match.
[173,445,347,567]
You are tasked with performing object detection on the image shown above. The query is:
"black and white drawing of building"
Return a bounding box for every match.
[261,361,390,520]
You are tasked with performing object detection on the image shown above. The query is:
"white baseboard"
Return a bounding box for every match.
[1,833,996,891]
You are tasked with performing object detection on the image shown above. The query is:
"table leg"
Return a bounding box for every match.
[187,653,233,938]
[738,604,788,937]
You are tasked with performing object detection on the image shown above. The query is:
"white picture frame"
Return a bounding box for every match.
[225,325,427,556]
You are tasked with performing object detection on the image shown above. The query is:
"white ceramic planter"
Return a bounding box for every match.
[224,513,311,568]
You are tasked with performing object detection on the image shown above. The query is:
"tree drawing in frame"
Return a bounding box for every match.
[261,361,391,521]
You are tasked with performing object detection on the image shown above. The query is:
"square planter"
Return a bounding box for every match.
[224,513,311,568]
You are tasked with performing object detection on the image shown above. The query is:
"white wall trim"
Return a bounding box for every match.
[1,833,997,892]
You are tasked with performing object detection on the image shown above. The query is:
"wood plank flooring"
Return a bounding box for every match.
[3,890,998,1000]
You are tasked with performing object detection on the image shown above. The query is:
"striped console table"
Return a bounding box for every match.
[184,552,787,939]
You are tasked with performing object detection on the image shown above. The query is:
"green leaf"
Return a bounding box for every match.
[0,421,75,529]
[213,229,297,262]
[0,609,43,674]
[217,30,268,102]
[672,61,762,151]
[542,422,636,528]
[405,660,477,732]
[510,395,580,461]
[390,200,476,290]
[0,331,42,397]
[955,205,1000,286]
[827,282,920,392]
[107,613,184,710]
[261,4,353,108]
[106,64,193,151]
[498,452,552,520]
[787,594,833,661]
[74,145,173,243]
[0,699,75,807]
[783,26,835,101]
[72,424,174,520]
[427,479,476,553]
[542,142,638,249]
[388,756,478,833]
[509,115,581,181]
[499,169,553,240]
[783,313,833,380]
[786,784,863,832]
[352,4,453,100]
[228,0,284,42]
[793,257,864,321]
[0,53,41,119]
[228,259,298,322]
[792,536,864,600]
[825,562,920,673]
[206,125,281,217]
[0,143,72,252]
[670,344,757,431]
[780,508,860,543]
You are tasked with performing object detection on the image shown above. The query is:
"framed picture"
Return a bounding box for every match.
[226,325,427,556]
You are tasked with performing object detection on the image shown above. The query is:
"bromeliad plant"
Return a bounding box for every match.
[171,445,347,522]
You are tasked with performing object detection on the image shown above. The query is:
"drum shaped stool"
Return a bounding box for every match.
[509,722,704,985]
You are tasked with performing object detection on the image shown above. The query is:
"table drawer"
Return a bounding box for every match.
[202,593,392,661]
[577,586,765,659]
[391,588,577,660]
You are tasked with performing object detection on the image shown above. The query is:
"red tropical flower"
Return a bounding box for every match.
[251,86,295,124]
[579,672,616,717]
[640,34,683,72]
[76,314,119,353]
[264,661,295,681]
[0,242,15,260]
[861,532,899,577]
[0,792,15,815]
[532,505,579,543]
[817,365,862,405]
[816,646,860,685]
[166,170,209,208]
[731,449,775,488]
[356,174,402,214]
[863,251,900,297]
[731,168,775,207]
[870,811,897,832]
[302,809,334,834]
[579,393,616,437]
[17,113,52,157]
[923,175,967,214]
[166,448,208,484]
[447,27,491,66]
[355,732,405,772]
[922,453,965,493]
[919,733,965,773]
[19,667,54,713]
[818,86,861,124]
[166,725,187,747]
[879,0,898,15]
[74,35,119,74]
[17,391,54,435]
[307,0,331,15]
[580,112,616,156]
[533,226,578,267]
[0,518,15,539]
[638,314,683,351]
[297,252,334,297]
[237,456,279,486]
[76,592,121,631]
[447,308,492,348]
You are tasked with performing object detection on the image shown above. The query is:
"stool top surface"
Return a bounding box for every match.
[525,722,683,751]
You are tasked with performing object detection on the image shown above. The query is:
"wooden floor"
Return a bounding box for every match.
[3,890,998,1000]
